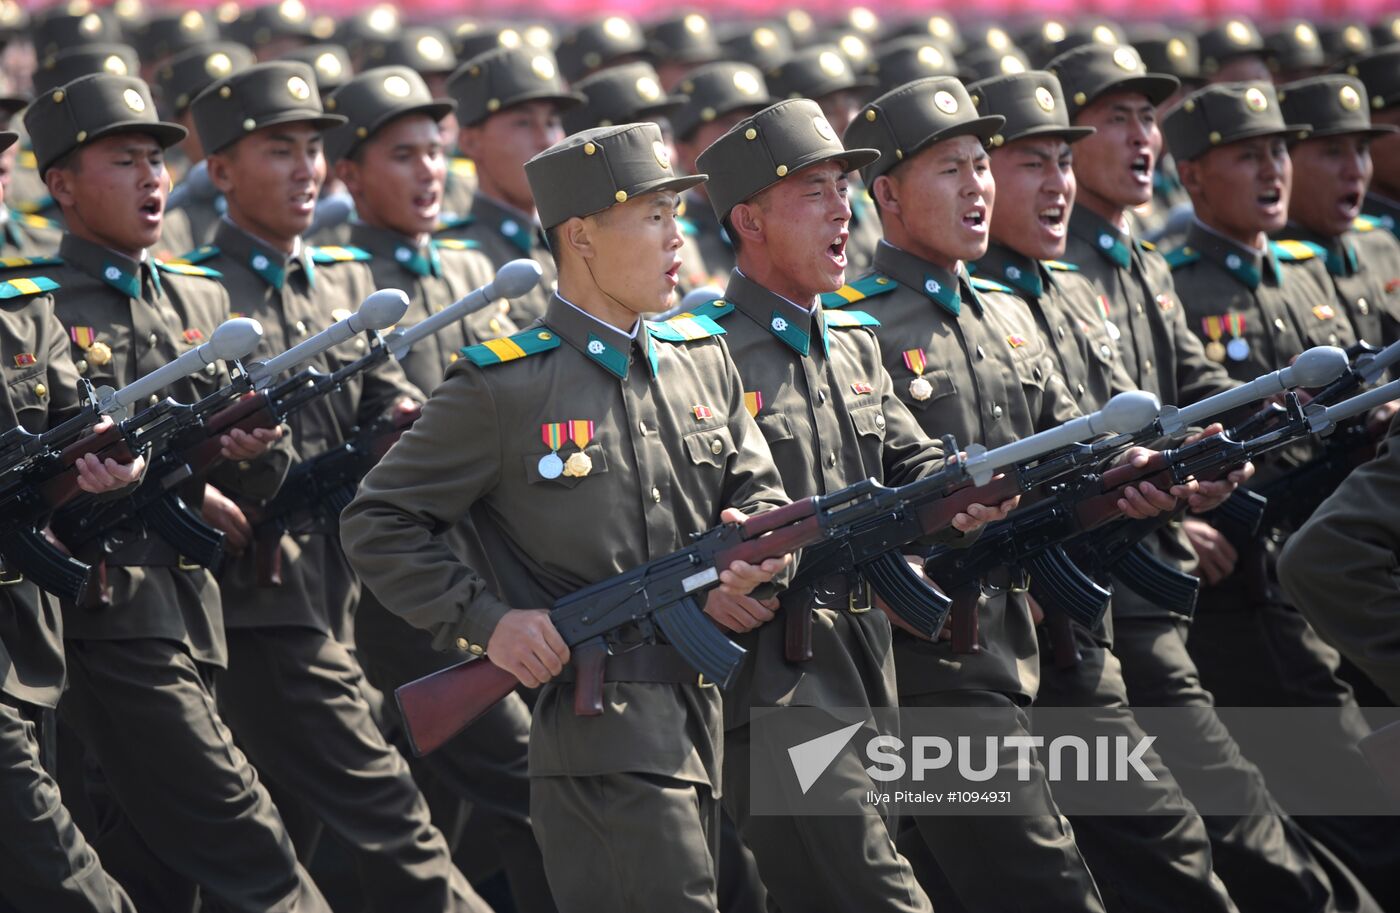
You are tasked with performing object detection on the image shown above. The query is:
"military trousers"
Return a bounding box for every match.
[58,636,329,913]
[0,695,135,913]
[1034,623,1239,913]
[531,770,719,913]
[215,625,489,913]
[895,689,1108,913]
[356,587,557,913]
[1115,613,1382,913]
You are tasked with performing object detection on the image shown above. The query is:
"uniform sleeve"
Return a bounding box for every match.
[1278,421,1400,705]
[40,295,85,427]
[341,363,513,651]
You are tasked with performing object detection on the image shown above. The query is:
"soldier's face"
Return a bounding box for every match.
[817,88,866,135]
[1286,133,1373,237]
[733,161,852,300]
[459,100,563,212]
[1181,135,1291,241]
[989,136,1074,260]
[48,133,167,258]
[582,190,686,314]
[1211,54,1272,84]
[344,114,446,236]
[1071,91,1159,211]
[875,134,993,270]
[211,123,326,245]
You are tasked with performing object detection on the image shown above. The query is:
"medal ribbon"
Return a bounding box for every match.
[541,422,566,451]
[902,348,927,376]
[1225,314,1245,339]
[69,326,95,349]
[1201,316,1224,343]
[569,420,594,449]
[744,391,763,417]
[1099,296,1111,319]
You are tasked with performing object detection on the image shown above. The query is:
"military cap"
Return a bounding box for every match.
[24,73,185,175]
[968,71,1095,146]
[841,7,883,40]
[1373,15,1400,49]
[1025,21,1125,70]
[323,66,454,163]
[768,44,877,101]
[0,130,17,153]
[892,15,963,54]
[959,47,1032,82]
[1047,43,1179,119]
[1132,30,1201,83]
[156,42,255,114]
[563,62,684,135]
[33,7,120,57]
[280,44,353,92]
[191,60,344,155]
[829,33,878,78]
[452,22,555,62]
[556,16,647,83]
[1198,18,1272,75]
[670,62,774,140]
[873,37,957,94]
[1163,81,1309,162]
[225,0,316,49]
[698,98,878,223]
[717,23,795,72]
[527,121,704,229]
[1263,20,1326,74]
[0,0,28,43]
[364,28,458,76]
[136,10,218,61]
[34,44,141,95]
[447,48,583,128]
[0,95,27,116]
[843,77,1002,184]
[334,4,400,58]
[1318,23,1373,63]
[965,25,1020,56]
[782,10,820,48]
[643,13,721,65]
[1278,75,1397,139]
[1347,47,1400,111]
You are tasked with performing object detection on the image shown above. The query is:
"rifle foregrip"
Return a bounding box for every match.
[571,640,607,717]
[785,602,814,662]
[719,515,821,567]
[916,474,1019,531]
[395,659,517,757]
[40,431,135,509]
[742,497,818,537]
[188,394,278,475]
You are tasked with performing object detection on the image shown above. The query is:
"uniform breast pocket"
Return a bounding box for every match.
[905,369,957,410]
[683,425,737,469]
[6,367,50,427]
[849,404,888,441]
[1010,349,1050,392]
[754,411,796,446]
[523,441,610,488]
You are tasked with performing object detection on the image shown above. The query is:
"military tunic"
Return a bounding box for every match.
[0,208,62,257]
[1363,191,1400,237]
[342,293,792,912]
[703,270,938,913]
[435,195,556,325]
[1273,221,1400,352]
[23,232,329,913]
[0,278,137,913]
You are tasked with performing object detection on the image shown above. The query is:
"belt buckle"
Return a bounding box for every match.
[0,570,23,586]
[177,555,202,572]
[697,674,716,688]
[848,578,873,613]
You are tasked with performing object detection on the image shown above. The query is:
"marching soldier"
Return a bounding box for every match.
[343,120,796,912]
[1352,48,1400,235]
[1197,18,1273,84]
[0,96,61,256]
[0,122,141,913]
[18,71,329,913]
[1275,75,1400,350]
[437,47,584,324]
[184,60,488,913]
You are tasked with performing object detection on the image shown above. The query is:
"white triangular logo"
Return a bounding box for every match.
[787,721,863,795]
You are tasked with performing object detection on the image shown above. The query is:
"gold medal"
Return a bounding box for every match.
[87,341,113,367]
[1204,340,1226,362]
[563,451,593,478]
[909,376,933,401]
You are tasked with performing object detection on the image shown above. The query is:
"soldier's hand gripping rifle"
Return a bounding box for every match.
[48,291,410,579]
[392,391,1161,756]
[0,319,265,601]
[246,260,544,585]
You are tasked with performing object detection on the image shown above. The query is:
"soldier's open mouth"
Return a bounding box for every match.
[1258,189,1282,205]
[1129,153,1152,181]
[1339,191,1362,216]
[828,235,847,263]
[963,208,986,230]
[1039,206,1065,228]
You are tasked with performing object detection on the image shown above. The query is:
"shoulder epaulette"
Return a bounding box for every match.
[1271,239,1323,262]
[459,327,561,367]
[14,196,54,215]
[436,214,475,232]
[1042,259,1079,272]
[309,245,371,264]
[1164,246,1201,269]
[970,276,1013,294]
[1137,239,1156,252]
[0,255,62,270]
[677,216,698,237]
[170,245,220,265]
[432,237,481,251]
[18,212,58,230]
[0,275,59,298]
[155,259,222,279]
[820,273,897,308]
[671,298,735,322]
[646,313,727,342]
[823,308,880,328]
[1353,215,1380,233]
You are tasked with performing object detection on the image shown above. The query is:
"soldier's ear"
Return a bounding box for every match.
[560,215,595,261]
[728,200,765,246]
[334,157,360,196]
[1176,157,1202,197]
[45,166,74,208]
[871,173,900,217]
[206,152,236,195]
[457,124,482,160]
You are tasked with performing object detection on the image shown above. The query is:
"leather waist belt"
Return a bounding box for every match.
[558,644,707,685]
[809,572,874,613]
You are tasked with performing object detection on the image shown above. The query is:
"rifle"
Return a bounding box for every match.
[394,390,1163,756]
[243,259,543,585]
[930,368,1400,635]
[0,319,265,601]
[47,290,411,581]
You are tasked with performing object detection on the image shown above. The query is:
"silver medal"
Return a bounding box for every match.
[538,451,564,479]
[1226,338,1250,361]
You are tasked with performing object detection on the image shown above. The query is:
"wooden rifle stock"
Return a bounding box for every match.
[396,658,519,756]
[185,393,280,476]
[38,426,135,509]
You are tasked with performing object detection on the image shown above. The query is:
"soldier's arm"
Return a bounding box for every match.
[341,363,511,652]
[40,295,85,426]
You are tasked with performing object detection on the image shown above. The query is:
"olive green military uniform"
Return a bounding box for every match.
[185,62,485,913]
[344,121,795,913]
[1363,192,1400,237]
[1130,31,1201,247]
[0,209,63,258]
[18,73,330,913]
[0,261,136,913]
[324,68,554,913]
[690,100,934,913]
[1164,82,1400,911]
[435,196,557,326]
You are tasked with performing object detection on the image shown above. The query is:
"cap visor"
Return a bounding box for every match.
[1097,74,1180,107]
[630,173,707,198]
[90,120,188,150]
[1297,123,1400,140]
[1003,124,1097,144]
[0,130,17,153]
[250,110,348,135]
